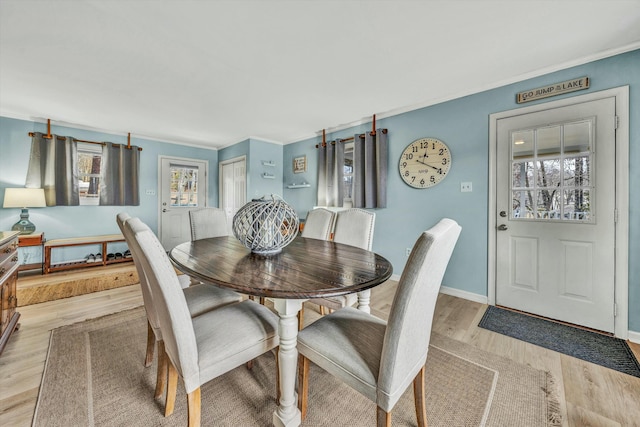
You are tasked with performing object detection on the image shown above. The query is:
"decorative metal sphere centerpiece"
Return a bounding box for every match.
[232,195,299,254]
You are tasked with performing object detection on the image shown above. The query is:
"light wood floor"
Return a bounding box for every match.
[1,279,639,426]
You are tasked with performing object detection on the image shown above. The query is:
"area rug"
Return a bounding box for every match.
[479,305,640,378]
[33,307,561,426]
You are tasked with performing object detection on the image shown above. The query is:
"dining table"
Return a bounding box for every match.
[169,235,393,427]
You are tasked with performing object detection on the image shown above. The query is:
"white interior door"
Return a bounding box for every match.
[219,156,246,235]
[496,97,616,332]
[159,156,208,250]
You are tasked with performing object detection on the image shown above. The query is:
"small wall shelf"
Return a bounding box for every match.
[262,173,275,179]
[262,161,276,167]
[287,184,311,189]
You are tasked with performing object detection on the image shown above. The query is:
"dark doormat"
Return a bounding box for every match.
[478,305,640,378]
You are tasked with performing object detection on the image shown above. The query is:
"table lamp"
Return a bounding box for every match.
[3,188,47,234]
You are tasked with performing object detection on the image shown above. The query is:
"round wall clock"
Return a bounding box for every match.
[399,137,452,188]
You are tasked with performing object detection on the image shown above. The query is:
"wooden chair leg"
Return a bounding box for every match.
[145,320,155,367]
[165,360,179,417]
[155,340,167,399]
[297,355,309,420]
[376,406,392,427]
[298,306,305,330]
[187,388,201,427]
[413,365,428,427]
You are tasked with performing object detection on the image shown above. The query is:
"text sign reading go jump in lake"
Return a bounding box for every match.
[516,77,590,103]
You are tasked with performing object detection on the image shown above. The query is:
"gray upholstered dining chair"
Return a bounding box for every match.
[297,218,461,427]
[301,208,336,241]
[188,207,267,305]
[127,217,280,426]
[189,207,229,240]
[117,213,193,290]
[309,208,376,315]
[117,213,242,400]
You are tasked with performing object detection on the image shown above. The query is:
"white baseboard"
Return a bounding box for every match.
[440,285,488,304]
[391,276,638,341]
[387,275,488,305]
[628,330,640,344]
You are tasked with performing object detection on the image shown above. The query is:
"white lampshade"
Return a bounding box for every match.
[3,188,47,208]
[3,188,47,234]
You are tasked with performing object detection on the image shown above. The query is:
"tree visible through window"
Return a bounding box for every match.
[343,142,354,206]
[78,143,102,206]
[170,166,199,207]
[511,119,593,221]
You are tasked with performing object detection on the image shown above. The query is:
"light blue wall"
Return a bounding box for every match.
[218,138,284,201]
[284,49,640,331]
[249,139,284,200]
[0,117,219,241]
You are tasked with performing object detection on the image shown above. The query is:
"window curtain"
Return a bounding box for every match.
[25,132,79,206]
[100,143,140,206]
[353,129,388,208]
[316,140,344,207]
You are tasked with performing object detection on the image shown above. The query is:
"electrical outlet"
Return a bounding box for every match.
[406,248,411,257]
[460,182,472,192]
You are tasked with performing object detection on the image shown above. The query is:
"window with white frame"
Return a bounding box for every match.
[77,142,103,206]
[343,142,354,206]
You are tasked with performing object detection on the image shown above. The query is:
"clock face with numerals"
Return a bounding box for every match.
[399,137,452,188]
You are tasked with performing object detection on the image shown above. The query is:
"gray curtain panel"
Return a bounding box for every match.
[25,133,79,206]
[316,141,344,207]
[100,143,140,206]
[353,130,388,208]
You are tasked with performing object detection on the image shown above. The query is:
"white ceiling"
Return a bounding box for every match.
[1,1,639,149]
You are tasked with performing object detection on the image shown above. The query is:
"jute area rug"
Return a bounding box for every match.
[33,307,561,426]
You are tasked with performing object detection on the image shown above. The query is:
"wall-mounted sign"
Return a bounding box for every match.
[516,76,589,103]
[293,155,307,173]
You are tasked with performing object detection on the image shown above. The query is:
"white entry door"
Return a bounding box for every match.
[219,156,246,235]
[496,97,616,332]
[159,156,208,250]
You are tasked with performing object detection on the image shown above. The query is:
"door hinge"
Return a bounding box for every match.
[614,115,619,130]
[614,303,618,317]
[614,209,618,223]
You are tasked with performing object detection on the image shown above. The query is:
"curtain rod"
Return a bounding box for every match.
[28,132,143,151]
[315,129,387,148]
[26,118,142,151]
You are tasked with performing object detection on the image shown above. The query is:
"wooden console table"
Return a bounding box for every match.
[44,234,132,274]
[0,231,20,355]
[18,232,45,273]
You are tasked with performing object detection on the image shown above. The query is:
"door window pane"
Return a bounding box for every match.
[564,156,591,186]
[535,189,561,218]
[512,161,534,188]
[536,125,561,156]
[536,159,561,188]
[564,189,591,220]
[512,191,534,218]
[512,130,534,158]
[564,120,591,154]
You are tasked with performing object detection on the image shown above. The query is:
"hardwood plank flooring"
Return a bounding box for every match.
[1,279,638,426]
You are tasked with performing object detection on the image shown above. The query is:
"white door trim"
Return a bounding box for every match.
[157,155,209,247]
[488,86,629,338]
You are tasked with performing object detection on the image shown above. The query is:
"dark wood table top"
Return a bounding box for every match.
[169,236,393,299]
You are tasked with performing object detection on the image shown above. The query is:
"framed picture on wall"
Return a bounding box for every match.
[293,155,307,173]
